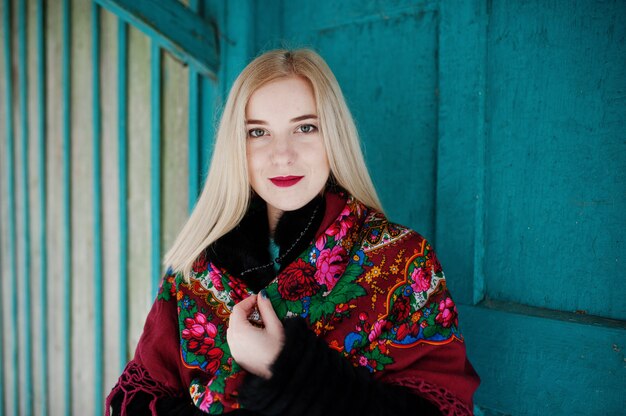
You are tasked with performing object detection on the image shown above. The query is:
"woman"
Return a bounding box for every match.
[107,49,480,415]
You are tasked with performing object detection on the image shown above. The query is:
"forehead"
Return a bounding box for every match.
[245,76,317,120]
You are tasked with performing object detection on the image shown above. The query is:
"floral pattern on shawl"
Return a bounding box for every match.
[156,196,469,414]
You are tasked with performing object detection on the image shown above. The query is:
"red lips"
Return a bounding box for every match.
[269,176,304,187]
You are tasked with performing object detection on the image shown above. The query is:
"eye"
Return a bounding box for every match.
[248,128,266,138]
[296,124,318,134]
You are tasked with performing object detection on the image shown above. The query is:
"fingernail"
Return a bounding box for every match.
[260,289,268,299]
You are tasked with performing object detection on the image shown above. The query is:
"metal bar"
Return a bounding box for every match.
[91,3,104,414]
[2,0,18,413]
[150,42,161,295]
[62,0,73,413]
[93,0,218,78]
[17,0,33,414]
[36,0,49,413]
[117,18,129,371]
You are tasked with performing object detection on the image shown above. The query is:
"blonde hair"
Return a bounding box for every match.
[164,49,383,279]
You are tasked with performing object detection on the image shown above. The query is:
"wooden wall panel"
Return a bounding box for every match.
[25,0,43,413]
[100,6,122,397]
[0,2,13,413]
[70,0,95,412]
[0,108,8,416]
[483,0,626,320]
[44,0,65,413]
[126,24,153,360]
[436,0,487,306]
[9,2,24,413]
[0,0,214,413]
[161,52,189,263]
[460,304,626,415]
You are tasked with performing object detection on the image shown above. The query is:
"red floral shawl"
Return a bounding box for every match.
[107,194,480,415]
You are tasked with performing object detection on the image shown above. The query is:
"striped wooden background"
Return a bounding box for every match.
[0,0,225,414]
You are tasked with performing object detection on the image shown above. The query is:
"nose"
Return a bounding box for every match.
[269,135,295,166]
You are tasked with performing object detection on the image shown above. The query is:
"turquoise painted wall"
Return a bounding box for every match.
[248,0,626,414]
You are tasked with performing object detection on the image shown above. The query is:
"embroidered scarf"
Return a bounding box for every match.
[112,195,479,415]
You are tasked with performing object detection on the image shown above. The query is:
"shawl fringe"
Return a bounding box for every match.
[105,360,180,416]
[395,376,473,416]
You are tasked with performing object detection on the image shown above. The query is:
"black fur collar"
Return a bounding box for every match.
[208,195,325,292]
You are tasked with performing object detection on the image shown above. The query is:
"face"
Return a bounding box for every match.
[245,76,330,223]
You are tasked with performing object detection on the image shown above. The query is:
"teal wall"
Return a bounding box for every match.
[0,0,624,415]
[248,0,626,414]
[483,0,625,320]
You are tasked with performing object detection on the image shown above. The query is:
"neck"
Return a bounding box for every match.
[267,205,283,235]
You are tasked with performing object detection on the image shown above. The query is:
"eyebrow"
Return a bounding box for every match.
[245,114,318,125]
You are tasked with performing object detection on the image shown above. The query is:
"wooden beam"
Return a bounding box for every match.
[94,0,219,77]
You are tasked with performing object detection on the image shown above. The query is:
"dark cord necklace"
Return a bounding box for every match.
[239,204,320,277]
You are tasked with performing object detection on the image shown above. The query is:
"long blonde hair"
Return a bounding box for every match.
[164,49,383,279]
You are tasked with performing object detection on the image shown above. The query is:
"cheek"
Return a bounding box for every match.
[246,151,261,184]
[316,147,330,172]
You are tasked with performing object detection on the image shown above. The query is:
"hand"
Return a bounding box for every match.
[227,292,285,379]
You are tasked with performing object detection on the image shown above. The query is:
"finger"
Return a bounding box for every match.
[230,295,258,323]
[256,290,282,333]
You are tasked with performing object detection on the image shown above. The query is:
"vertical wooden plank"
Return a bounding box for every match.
[91,3,104,414]
[187,53,199,210]
[23,0,47,413]
[150,41,161,295]
[100,6,122,392]
[0,16,4,407]
[221,0,255,94]
[436,0,487,305]
[2,1,19,414]
[117,18,129,371]
[61,0,72,412]
[199,0,225,184]
[127,25,152,356]
[0,0,6,412]
[45,0,65,412]
[483,0,626,319]
[0,4,6,402]
[70,0,96,412]
[11,2,25,414]
[161,51,188,253]
[0,1,16,413]
[17,0,34,413]
[35,0,49,413]
[187,0,199,211]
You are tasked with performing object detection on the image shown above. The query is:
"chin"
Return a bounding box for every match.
[272,200,309,212]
